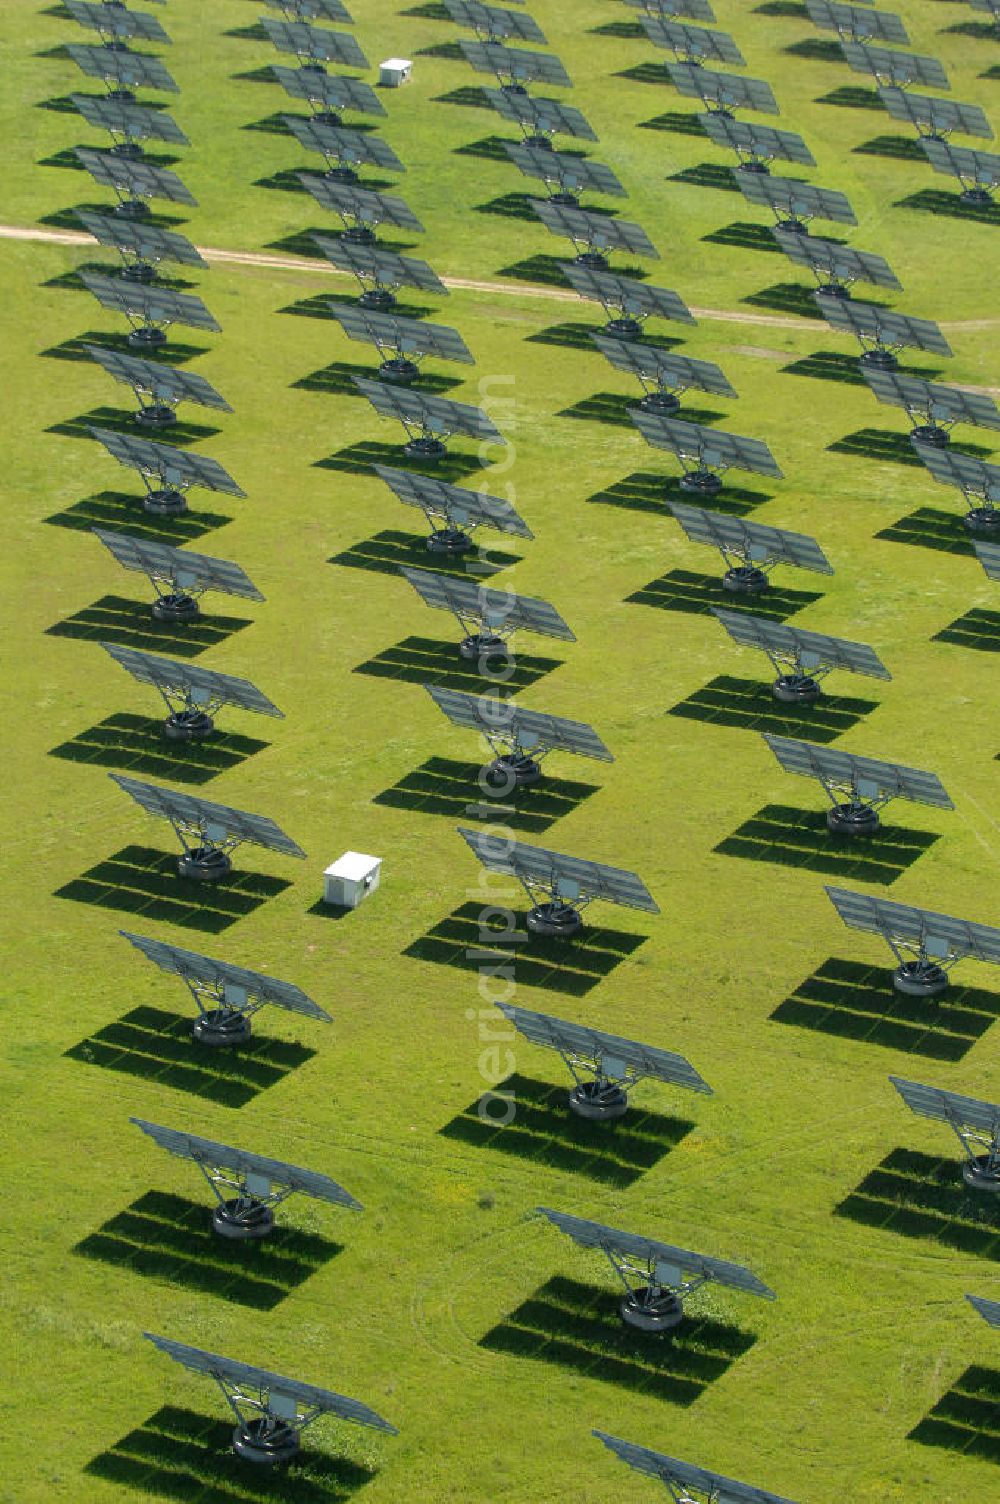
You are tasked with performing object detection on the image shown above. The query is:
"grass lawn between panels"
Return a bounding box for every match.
[3,0,1000,1501]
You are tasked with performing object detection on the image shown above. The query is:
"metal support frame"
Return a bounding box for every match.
[415,499,477,554]
[167,813,244,884]
[879,930,961,999]
[128,383,179,430]
[600,1244,709,1332]
[756,643,831,704]
[207,1374,321,1466]
[633,372,684,414]
[191,1155,294,1239]
[397,414,452,459]
[135,470,190,517]
[449,603,514,659]
[182,973,266,1046]
[675,453,729,495]
[151,680,224,742]
[939,1110,1000,1193]
[516,872,592,938]
[556,1044,646,1121]
[145,566,206,618]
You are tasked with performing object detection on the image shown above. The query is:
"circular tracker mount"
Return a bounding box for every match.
[909,424,949,448]
[827,802,880,837]
[893,961,949,998]
[300,60,327,76]
[213,1198,275,1241]
[501,81,528,96]
[152,591,199,622]
[860,348,899,371]
[964,506,1000,536]
[144,487,187,516]
[779,217,809,235]
[178,846,232,882]
[459,631,509,663]
[121,260,157,283]
[233,1420,300,1467]
[164,709,215,742]
[114,199,152,221]
[524,134,554,153]
[549,191,580,209]
[722,565,768,595]
[379,357,419,385]
[639,390,680,415]
[193,1007,251,1047]
[135,404,177,430]
[325,165,359,184]
[127,327,167,349]
[575,251,610,272]
[359,287,396,311]
[679,469,722,497]
[426,527,473,555]
[737,160,770,175]
[107,88,137,104]
[404,435,447,461]
[772,673,822,704]
[815,283,851,301]
[343,225,376,244]
[962,1155,1000,1194]
[111,141,145,160]
[569,1080,628,1121]
[605,316,642,340]
[485,753,542,790]
[620,1288,684,1332]
[527,902,583,939]
[960,187,994,209]
[314,110,343,128]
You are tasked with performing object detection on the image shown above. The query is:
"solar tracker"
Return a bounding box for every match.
[85,344,231,428]
[89,432,244,518]
[74,146,196,211]
[912,443,1000,533]
[968,1296,1000,1328]
[738,172,857,228]
[260,17,369,69]
[642,16,746,65]
[666,62,780,115]
[101,643,282,740]
[66,44,179,94]
[78,271,219,349]
[890,1077,1000,1191]
[622,0,717,18]
[713,609,890,702]
[70,95,189,148]
[131,1117,361,1240]
[458,828,655,938]
[110,774,306,880]
[593,338,734,415]
[538,1208,773,1329]
[974,540,1000,580]
[75,210,206,279]
[862,370,1000,448]
[669,504,831,597]
[297,174,425,235]
[878,87,992,141]
[920,139,1000,205]
[144,1334,396,1465]
[425,686,607,790]
[483,89,597,142]
[353,379,503,457]
[329,306,473,382]
[444,0,547,43]
[593,1434,802,1504]
[373,464,532,554]
[763,735,952,835]
[263,0,355,20]
[503,143,626,202]
[120,929,330,1044]
[283,117,405,176]
[401,569,573,661]
[530,199,659,266]
[271,65,385,118]
[841,42,950,91]
[818,299,953,366]
[495,1000,708,1120]
[561,263,694,337]
[65,1,171,45]
[774,231,901,294]
[968,0,1000,14]
[827,888,1000,999]
[700,114,816,168]
[94,529,262,618]
[631,412,782,494]
[311,235,446,308]
[806,0,909,45]
[458,40,572,88]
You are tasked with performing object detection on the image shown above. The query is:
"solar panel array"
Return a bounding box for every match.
[827,890,1000,964]
[89,434,246,498]
[738,172,858,225]
[283,117,405,174]
[101,644,284,719]
[531,200,659,257]
[669,504,834,572]
[374,466,533,537]
[65,0,170,43]
[890,1077,1000,1134]
[457,829,659,911]
[495,1002,711,1091]
[632,413,784,477]
[975,541,1000,580]
[402,568,575,638]
[763,737,954,808]
[862,370,1000,431]
[819,300,954,357]
[775,232,902,291]
[298,174,425,231]
[353,378,504,442]
[94,529,263,598]
[71,95,190,146]
[700,115,816,167]
[967,1296,1000,1329]
[110,774,308,858]
[914,444,1000,502]
[312,235,447,294]
[260,17,369,68]
[74,147,197,207]
[78,271,220,332]
[85,344,233,409]
[642,17,747,65]
[713,611,892,679]
[841,41,950,91]
[484,90,597,140]
[459,40,572,87]
[445,0,547,43]
[503,143,626,198]
[120,930,331,1019]
[75,212,208,269]
[561,264,695,323]
[878,87,992,141]
[920,139,1000,192]
[806,0,910,45]
[593,1434,801,1504]
[330,306,473,364]
[425,687,610,758]
[594,339,736,396]
[666,62,780,115]
[66,44,178,93]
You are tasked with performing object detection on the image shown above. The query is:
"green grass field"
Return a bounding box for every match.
[3,0,1000,1499]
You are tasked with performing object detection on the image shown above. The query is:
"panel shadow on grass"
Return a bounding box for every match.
[231,65,282,85]
[933,609,1000,653]
[713,803,938,885]
[475,191,549,222]
[403,900,647,998]
[280,290,434,322]
[908,1368,1000,1468]
[46,596,252,657]
[834,1147,1000,1260]
[627,569,822,622]
[591,20,645,37]
[754,0,809,14]
[781,350,942,386]
[315,440,483,482]
[266,226,418,257]
[895,189,1000,228]
[828,429,993,468]
[771,956,1000,1063]
[639,111,708,136]
[701,220,784,255]
[40,202,188,232]
[373,756,600,835]
[254,167,395,196]
[454,134,521,162]
[557,393,723,429]
[614,62,669,86]
[527,323,683,353]
[588,472,768,518]
[43,490,231,544]
[39,145,181,172]
[784,37,847,62]
[293,359,461,398]
[329,530,520,581]
[75,1190,341,1310]
[54,845,291,935]
[668,675,879,743]
[50,713,269,786]
[741,282,827,320]
[480,1274,755,1404]
[415,39,465,59]
[942,19,1000,39]
[432,85,493,109]
[440,1073,692,1186]
[41,331,209,367]
[353,636,563,692]
[47,407,221,448]
[66,1006,314,1108]
[43,261,198,294]
[86,1405,375,1500]
[816,85,885,110]
[495,254,574,289]
[874,507,978,558]
[668,162,739,193]
[240,110,295,136]
[853,134,929,163]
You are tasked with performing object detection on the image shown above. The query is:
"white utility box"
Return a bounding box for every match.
[323,851,382,908]
[379,57,412,87]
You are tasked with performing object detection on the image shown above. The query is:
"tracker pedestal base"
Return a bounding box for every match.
[193,1009,251,1047]
[910,424,949,448]
[960,188,994,208]
[963,507,1000,537]
[135,405,177,430]
[426,527,473,555]
[379,357,419,385]
[550,192,580,209]
[486,753,542,789]
[314,110,343,129]
[459,632,508,663]
[111,142,144,160]
[893,961,948,998]
[621,1289,684,1332]
[144,487,186,517]
[679,470,722,496]
[722,565,768,595]
[570,1082,628,1121]
[121,260,157,283]
[815,283,850,301]
[404,436,447,460]
[605,316,642,340]
[501,81,528,96]
[213,1199,275,1241]
[301,62,327,76]
[107,88,137,104]
[114,200,151,221]
[778,217,809,235]
[343,226,376,244]
[523,134,554,153]
[233,1421,300,1467]
[152,592,199,622]
[737,161,770,175]
[962,1156,1000,1194]
[325,165,359,184]
[772,674,821,704]
[639,390,681,415]
[527,902,583,939]
[178,847,232,882]
[860,349,898,371]
[127,327,167,349]
[575,251,610,272]
[827,803,880,837]
[164,710,215,742]
[360,288,395,311]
